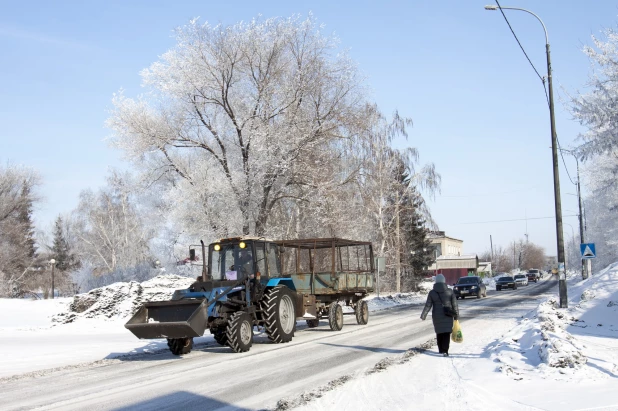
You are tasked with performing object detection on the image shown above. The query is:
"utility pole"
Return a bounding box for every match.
[484,3,566,308]
[513,241,516,270]
[547,42,568,308]
[558,148,586,280]
[395,191,401,293]
[490,235,495,274]
[575,155,586,279]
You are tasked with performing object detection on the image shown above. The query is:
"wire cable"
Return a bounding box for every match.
[494,0,550,107]
[556,137,577,185]
[461,214,578,225]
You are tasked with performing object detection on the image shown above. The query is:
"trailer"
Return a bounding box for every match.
[125,237,375,355]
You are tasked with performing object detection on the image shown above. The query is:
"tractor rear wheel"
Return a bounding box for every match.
[167,337,193,356]
[328,302,344,331]
[306,319,320,328]
[261,286,296,343]
[226,312,253,353]
[355,300,369,325]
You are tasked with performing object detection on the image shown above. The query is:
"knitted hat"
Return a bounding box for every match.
[435,274,445,283]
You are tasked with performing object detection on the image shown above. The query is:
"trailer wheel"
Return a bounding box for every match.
[261,286,296,343]
[226,312,253,353]
[355,300,369,325]
[306,319,320,328]
[167,337,193,356]
[328,302,344,331]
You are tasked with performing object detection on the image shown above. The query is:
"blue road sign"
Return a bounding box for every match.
[580,243,596,259]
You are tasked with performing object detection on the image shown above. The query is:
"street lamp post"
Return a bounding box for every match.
[485,4,567,307]
[49,259,56,299]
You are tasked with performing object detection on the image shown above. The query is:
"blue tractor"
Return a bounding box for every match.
[125,237,375,355]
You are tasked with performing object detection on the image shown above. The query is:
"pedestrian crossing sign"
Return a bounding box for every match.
[580,243,596,259]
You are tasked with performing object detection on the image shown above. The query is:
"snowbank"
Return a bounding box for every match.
[52,274,195,324]
[488,263,618,381]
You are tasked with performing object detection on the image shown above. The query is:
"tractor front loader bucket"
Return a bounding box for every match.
[125,299,208,339]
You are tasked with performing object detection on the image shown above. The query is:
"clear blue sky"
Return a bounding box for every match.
[1,0,616,256]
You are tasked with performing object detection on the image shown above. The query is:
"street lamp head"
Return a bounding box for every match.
[484,5,499,10]
[50,259,56,265]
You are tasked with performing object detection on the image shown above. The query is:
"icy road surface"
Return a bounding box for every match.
[0,280,555,410]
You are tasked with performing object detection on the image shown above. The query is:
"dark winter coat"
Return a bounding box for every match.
[420,282,459,334]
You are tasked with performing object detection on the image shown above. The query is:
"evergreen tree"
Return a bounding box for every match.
[403,187,434,280]
[11,184,37,283]
[17,184,36,260]
[51,216,81,272]
[388,160,435,291]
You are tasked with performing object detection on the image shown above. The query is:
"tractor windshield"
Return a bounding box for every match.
[210,243,255,281]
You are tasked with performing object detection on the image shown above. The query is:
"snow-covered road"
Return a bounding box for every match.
[0,279,555,410]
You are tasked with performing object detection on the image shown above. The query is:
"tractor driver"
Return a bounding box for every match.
[230,248,254,278]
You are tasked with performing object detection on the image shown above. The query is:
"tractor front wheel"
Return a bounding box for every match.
[226,312,253,353]
[167,337,193,356]
[261,286,296,343]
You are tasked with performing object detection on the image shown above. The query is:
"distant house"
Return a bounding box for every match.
[426,231,479,285]
[478,261,492,276]
[428,255,479,285]
[427,231,463,257]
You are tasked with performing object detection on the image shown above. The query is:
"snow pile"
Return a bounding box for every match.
[52,274,195,324]
[488,263,618,381]
[488,297,587,380]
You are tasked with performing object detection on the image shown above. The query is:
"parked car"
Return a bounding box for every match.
[496,276,517,291]
[453,276,487,299]
[514,274,529,286]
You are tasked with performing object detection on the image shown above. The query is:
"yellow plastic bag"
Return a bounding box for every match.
[451,320,463,343]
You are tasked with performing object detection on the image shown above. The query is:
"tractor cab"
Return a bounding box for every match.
[186,237,282,292]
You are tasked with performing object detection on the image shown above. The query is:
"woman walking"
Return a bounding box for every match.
[420,274,459,356]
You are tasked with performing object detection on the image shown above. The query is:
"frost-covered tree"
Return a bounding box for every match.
[51,215,81,273]
[570,27,618,160]
[0,164,42,297]
[107,15,371,240]
[355,110,440,291]
[568,24,618,270]
[72,171,155,277]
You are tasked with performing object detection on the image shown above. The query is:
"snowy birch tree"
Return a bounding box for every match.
[72,171,155,276]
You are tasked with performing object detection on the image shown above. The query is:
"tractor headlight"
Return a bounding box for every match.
[214,244,221,251]
[239,241,246,249]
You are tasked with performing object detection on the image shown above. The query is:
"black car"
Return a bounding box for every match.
[496,276,517,291]
[453,276,487,299]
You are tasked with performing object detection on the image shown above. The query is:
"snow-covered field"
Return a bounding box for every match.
[1,266,618,410]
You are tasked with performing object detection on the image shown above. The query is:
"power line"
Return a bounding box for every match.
[494,0,550,106]
[556,138,577,185]
[439,186,543,198]
[460,214,578,225]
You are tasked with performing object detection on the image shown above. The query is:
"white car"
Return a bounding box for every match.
[514,274,528,286]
